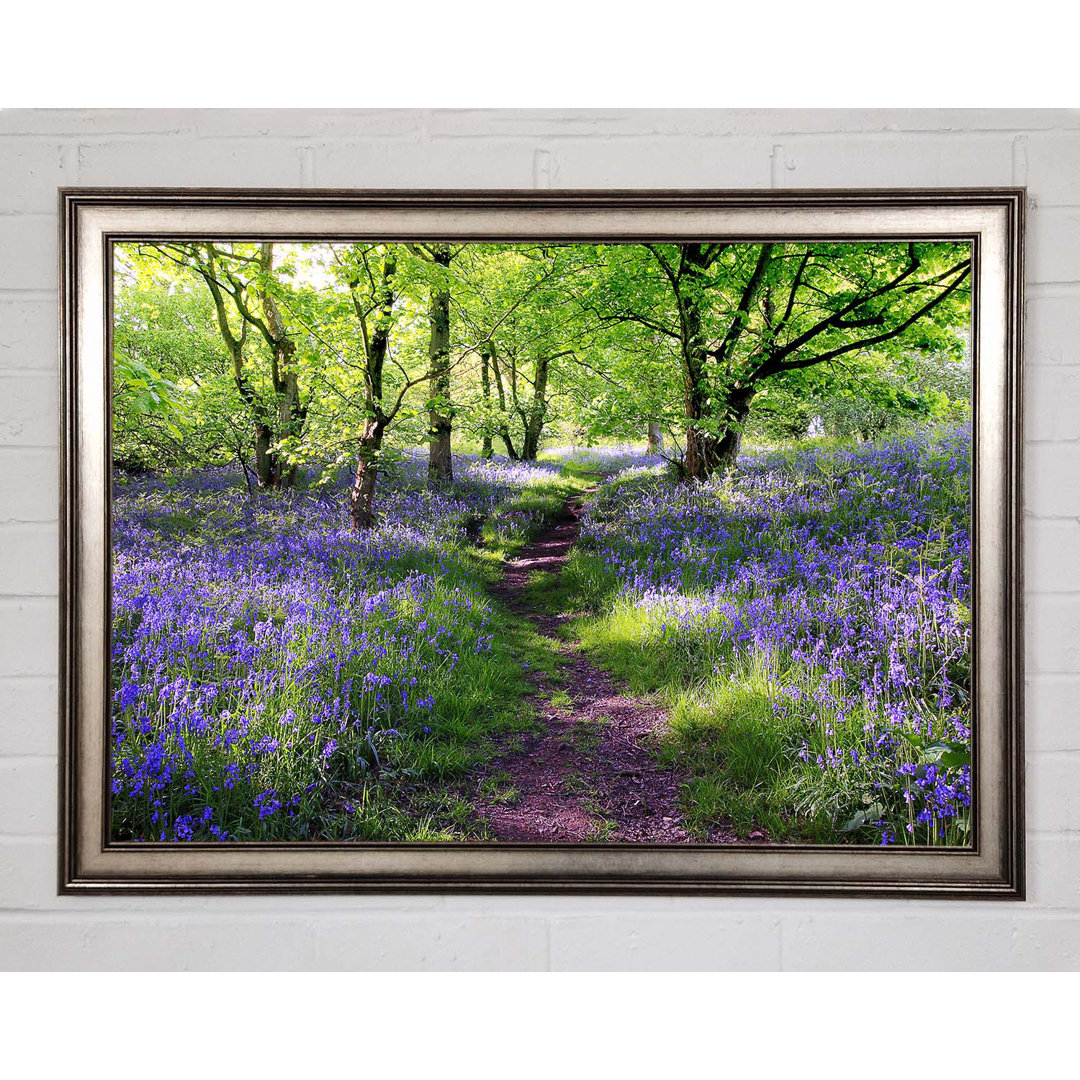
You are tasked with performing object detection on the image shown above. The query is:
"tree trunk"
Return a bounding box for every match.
[520,427,541,461]
[520,353,551,461]
[185,241,314,491]
[224,339,275,489]
[349,249,396,531]
[685,384,755,480]
[427,246,454,484]
[253,422,275,488]
[675,242,775,481]
[197,251,281,492]
[716,385,755,473]
[266,361,303,488]
[498,430,519,460]
[683,421,719,482]
[679,245,716,482]
[350,419,386,530]
[479,345,493,459]
[488,343,519,459]
[647,422,663,452]
[259,244,303,490]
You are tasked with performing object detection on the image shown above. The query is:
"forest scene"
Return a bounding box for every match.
[110,237,973,846]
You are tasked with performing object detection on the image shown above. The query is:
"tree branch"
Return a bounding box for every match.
[769,245,937,364]
[711,243,775,366]
[764,263,971,376]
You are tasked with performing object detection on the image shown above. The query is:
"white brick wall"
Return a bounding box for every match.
[1,108,1077,971]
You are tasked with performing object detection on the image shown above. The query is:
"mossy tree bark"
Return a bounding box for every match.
[426,245,454,484]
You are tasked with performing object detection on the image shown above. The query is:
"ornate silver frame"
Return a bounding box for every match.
[58,188,1025,896]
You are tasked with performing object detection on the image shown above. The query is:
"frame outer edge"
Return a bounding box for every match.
[56,187,1028,897]
[1012,189,1027,900]
[58,189,75,893]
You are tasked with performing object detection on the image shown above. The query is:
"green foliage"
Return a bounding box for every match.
[747,346,971,445]
[113,239,971,483]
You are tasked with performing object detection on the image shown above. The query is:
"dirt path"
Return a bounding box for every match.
[475,492,726,843]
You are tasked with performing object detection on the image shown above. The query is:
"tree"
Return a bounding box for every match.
[404,244,459,483]
[339,245,400,528]
[456,245,589,460]
[422,245,455,483]
[806,340,972,441]
[285,243,430,529]
[476,340,517,458]
[478,342,494,458]
[112,238,973,515]
[145,242,308,488]
[281,242,470,528]
[581,242,971,479]
[112,252,279,476]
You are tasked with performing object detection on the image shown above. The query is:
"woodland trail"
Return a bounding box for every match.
[475,491,732,844]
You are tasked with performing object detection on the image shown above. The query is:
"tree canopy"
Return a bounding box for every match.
[113,239,971,526]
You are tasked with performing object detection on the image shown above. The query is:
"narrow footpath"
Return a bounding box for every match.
[475,493,728,843]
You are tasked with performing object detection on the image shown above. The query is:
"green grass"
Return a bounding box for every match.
[350,598,569,840]
[479,474,588,558]
[653,665,859,841]
[206,596,561,843]
[563,570,865,841]
[333,474,588,840]
[113,460,585,844]
[554,431,972,845]
[571,589,971,844]
[523,568,582,618]
[477,771,521,806]
[552,458,604,481]
[322,625,563,841]
[584,811,617,842]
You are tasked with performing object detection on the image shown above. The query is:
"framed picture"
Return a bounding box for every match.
[59,188,1024,896]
